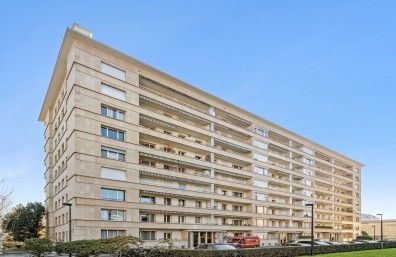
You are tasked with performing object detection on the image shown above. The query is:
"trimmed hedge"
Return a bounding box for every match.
[139,241,396,257]
[55,237,396,257]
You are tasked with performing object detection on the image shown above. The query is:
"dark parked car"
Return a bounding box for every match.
[283,241,311,247]
[197,243,237,250]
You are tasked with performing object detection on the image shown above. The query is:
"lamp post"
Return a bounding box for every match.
[306,203,314,256]
[372,225,375,241]
[63,203,72,257]
[376,214,383,249]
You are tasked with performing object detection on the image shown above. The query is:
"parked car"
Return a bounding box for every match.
[283,241,311,247]
[298,240,330,246]
[356,240,378,244]
[326,242,343,245]
[197,243,236,250]
[227,236,260,248]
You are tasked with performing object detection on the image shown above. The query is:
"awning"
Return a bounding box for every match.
[140,152,211,170]
[140,115,176,129]
[214,138,251,152]
[140,170,209,185]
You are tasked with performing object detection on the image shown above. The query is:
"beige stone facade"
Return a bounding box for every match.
[362,220,396,241]
[38,24,364,248]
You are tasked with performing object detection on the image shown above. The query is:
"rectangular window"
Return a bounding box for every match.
[101,188,125,201]
[195,217,201,224]
[101,230,125,239]
[178,183,187,190]
[164,198,171,206]
[101,167,126,181]
[178,216,185,223]
[164,215,171,223]
[195,201,202,208]
[255,128,268,137]
[256,193,268,201]
[140,196,155,204]
[254,152,268,163]
[101,146,125,161]
[256,206,265,214]
[101,105,125,120]
[256,219,265,227]
[140,214,155,222]
[178,199,185,206]
[101,209,125,221]
[101,127,124,141]
[232,192,243,198]
[101,63,126,81]
[140,231,156,241]
[232,205,243,211]
[163,232,172,239]
[255,180,268,188]
[254,140,268,150]
[254,166,268,175]
[101,84,126,100]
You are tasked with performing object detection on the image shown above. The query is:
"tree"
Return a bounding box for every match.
[361,231,369,236]
[2,202,45,242]
[0,176,12,249]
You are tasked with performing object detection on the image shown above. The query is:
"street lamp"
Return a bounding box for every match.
[376,214,383,249]
[372,225,375,241]
[306,203,314,256]
[63,203,72,257]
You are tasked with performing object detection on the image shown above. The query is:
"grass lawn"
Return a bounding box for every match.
[301,248,396,257]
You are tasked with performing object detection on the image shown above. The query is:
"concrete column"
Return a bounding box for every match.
[210,198,215,208]
[210,183,215,193]
[210,168,215,177]
[210,137,215,147]
[210,153,215,163]
[210,121,215,131]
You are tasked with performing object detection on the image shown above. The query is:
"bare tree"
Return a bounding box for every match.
[0,176,12,251]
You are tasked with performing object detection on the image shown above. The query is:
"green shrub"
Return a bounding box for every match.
[24,238,54,257]
[356,235,373,240]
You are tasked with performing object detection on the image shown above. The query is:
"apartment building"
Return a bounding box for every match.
[38,24,364,248]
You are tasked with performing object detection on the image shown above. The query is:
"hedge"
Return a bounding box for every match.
[137,241,396,257]
[55,237,396,257]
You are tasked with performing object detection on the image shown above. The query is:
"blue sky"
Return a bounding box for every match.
[0,1,395,218]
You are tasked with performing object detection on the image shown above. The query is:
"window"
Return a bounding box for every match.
[221,203,227,210]
[140,196,156,204]
[101,230,125,239]
[101,146,125,161]
[302,158,312,165]
[195,217,201,224]
[140,214,155,222]
[232,220,242,226]
[101,188,125,201]
[232,192,243,198]
[101,127,124,141]
[101,209,125,221]
[163,232,172,239]
[101,84,126,100]
[256,206,265,214]
[254,180,268,188]
[164,198,171,206]
[256,193,267,201]
[101,167,126,181]
[255,128,268,137]
[178,183,186,190]
[254,152,268,162]
[195,201,202,208]
[232,164,243,170]
[178,199,185,206]
[178,216,185,223]
[101,63,126,81]
[101,105,125,120]
[255,166,268,175]
[220,190,227,196]
[232,205,243,211]
[140,231,156,241]
[254,140,268,150]
[164,215,171,223]
[256,219,265,227]
[178,151,186,156]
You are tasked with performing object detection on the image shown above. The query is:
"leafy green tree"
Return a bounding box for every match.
[361,231,369,236]
[1,202,45,242]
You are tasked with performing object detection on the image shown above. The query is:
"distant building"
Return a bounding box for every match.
[39,24,364,247]
[362,219,396,241]
[361,214,379,221]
